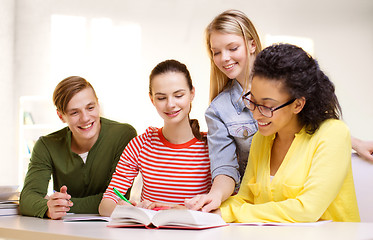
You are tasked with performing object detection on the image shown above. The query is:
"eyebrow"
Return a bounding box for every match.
[154,89,186,96]
[262,97,279,102]
[211,42,238,51]
[250,93,279,103]
[66,102,96,112]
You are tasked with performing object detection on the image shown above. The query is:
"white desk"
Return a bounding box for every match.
[1,215,373,240]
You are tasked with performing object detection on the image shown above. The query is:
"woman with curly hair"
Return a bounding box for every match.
[217,43,360,223]
[186,9,372,214]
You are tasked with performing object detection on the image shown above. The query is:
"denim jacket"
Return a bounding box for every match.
[206,79,258,185]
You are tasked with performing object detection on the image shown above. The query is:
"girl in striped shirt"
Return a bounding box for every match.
[99,59,211,216]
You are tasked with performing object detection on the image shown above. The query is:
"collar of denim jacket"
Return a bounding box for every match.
[230,79,246,115]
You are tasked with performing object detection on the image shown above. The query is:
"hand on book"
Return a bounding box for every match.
[120,199,153,208]
[126,199,186,211]
[145,201,186,210]
[185,192,222,213]
[118,198,136,206]
[132,200,151,208]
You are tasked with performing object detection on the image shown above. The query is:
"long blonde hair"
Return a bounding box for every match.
[206,9,262,102]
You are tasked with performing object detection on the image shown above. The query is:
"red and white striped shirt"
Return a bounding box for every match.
[103,127,211,205]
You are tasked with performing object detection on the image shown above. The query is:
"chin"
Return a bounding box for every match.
[258,128,274,137]
[226,73,238,80]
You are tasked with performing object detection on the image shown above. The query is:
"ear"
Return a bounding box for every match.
[248,40,256,54]
[149,93,155,106]
[293,97,306,114]
[190,87,195,102]
[96,102,101,115]
[56,110,66,123]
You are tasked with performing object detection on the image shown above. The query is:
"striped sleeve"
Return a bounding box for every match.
[103,128,152,203]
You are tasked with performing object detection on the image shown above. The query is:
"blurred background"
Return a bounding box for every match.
[1,0,372,187]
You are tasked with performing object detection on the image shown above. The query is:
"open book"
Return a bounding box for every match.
[107,205,228,229]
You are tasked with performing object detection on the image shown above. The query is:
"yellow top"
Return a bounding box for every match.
[220,119,360,223]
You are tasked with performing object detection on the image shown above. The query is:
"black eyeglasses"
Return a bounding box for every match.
[242,91,296,118]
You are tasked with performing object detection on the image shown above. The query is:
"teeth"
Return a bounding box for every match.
[258,121,270,126]
[223,63,235,69]
[80,123,92,129]
[167,110,180,115]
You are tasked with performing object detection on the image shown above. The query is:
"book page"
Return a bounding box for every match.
[152,209,227,228]
[110,205,157,226]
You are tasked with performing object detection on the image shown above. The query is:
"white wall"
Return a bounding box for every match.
[0,0,16,185]
[1,0,373,186]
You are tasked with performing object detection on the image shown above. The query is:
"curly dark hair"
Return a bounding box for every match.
[252,43,342,134]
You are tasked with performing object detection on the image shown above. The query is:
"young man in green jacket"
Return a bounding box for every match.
[19,76,136,219]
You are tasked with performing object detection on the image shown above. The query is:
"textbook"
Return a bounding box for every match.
[0,201,19,216]
[0,186,19,216]
[107,205,228,229]
[0,207,18,216]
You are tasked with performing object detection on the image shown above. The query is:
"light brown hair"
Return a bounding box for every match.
[53,76,98,114]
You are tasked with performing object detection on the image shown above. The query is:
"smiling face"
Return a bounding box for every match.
[57,87,101,148]
[210,31,255,85]
[149,71,195,126]
[250,76,304,137]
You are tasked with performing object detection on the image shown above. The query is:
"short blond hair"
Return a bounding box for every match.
[53,76,97,114]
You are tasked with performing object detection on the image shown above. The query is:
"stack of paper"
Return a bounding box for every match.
[0,185,19,216]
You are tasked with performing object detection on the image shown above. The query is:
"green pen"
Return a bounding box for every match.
[113,187,132,205]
